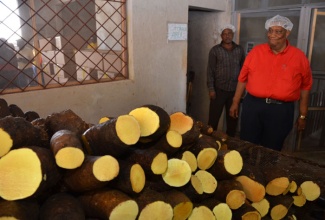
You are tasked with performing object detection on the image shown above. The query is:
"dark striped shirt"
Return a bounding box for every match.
[207,42,245,92]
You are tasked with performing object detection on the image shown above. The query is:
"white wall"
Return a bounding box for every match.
[1,0,229,125]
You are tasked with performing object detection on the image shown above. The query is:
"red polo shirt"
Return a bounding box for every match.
[238,41,313,102]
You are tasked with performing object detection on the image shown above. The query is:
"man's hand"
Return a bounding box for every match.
[296,118,306,132]
[209,91,216,100]
[229,102,239,118]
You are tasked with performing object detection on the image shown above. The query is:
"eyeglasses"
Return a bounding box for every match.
[221,32,234,36]
[267,29,286,35]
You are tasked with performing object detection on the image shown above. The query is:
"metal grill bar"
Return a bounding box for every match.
[0,0,127,94]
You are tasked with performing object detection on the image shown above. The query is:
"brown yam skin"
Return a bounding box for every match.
[196,120,214,136]
[0,98,11,118]
[82,117,133,157]
[45,109,89,137]
[8,104,25,118]
[63,156,111,192]
[78,189,135,219]
[189,135,218,156]
[232,203,261,220]
[135,188,167,211]
[108,160,145,195]
[214,179,246,210]
[31,118,50,149]
[27,146,62,198]
[208,149,241,180]
[126,148,165,176]
[0,116,48,150]
[182,121,201,146]
[50,130,83,156]
[25,110,40,122]
[0,199,40,220]
[138,104,171,143]
[39,193,85,220]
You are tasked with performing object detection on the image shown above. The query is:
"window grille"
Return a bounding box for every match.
[0,0,127,94]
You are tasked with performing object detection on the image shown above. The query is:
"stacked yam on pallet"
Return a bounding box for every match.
[0,98,323,220]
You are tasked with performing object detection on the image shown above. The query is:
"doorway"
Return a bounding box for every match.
[187,9,226,130]
[297,7,325,152]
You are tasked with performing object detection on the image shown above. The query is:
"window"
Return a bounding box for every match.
[0,0,127,94]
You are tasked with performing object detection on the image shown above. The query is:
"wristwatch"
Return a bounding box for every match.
[299,115,307,120]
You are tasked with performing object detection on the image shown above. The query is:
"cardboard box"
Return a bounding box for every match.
[42,62,55,75]
[53,64,65,79]
[76,66,91,81]
[102,52,122,73]
[97,70,117,79]
[55,35,85,50]
[75,50,102,69]
[39,38,55,51]
[41,51,56,63]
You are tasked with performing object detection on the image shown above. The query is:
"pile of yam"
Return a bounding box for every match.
[0,98,323,220]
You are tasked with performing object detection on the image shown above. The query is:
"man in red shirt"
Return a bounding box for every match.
[229,15,313,151]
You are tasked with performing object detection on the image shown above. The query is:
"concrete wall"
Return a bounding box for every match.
[1,0,229,125]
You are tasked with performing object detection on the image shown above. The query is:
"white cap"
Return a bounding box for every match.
[219,24,236,34]
[265,15,293,31]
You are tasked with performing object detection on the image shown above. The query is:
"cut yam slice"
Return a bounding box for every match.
[251,198,270,217]
[169,112,193,135]
[55,147,85,169]
[116,115,141,145]
[0,148,42,200]
[209,150,243,180]
[129,107,159,137]
[266,177,290,196]
[166,130,182,148]
[138,201,173,220]
[169,112,200,145]
[236,175,266,203]
[292,194,307,207]
[151,152,168,175]
[99,116,110,124]
[180,151,197,172]
[50,130,85,169]
[0,128,13,157]
[194,170,217,194]
[129,105,170,142]
[188,206,215,220]
[197,148,218,170]
[212,203,232,220]
[93,155,119,181]
[300,181,321,201]
[162,159,191,187]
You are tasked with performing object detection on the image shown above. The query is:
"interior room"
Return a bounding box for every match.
[0,0,324,219]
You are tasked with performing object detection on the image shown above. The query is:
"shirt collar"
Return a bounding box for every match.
[268,40,290,54]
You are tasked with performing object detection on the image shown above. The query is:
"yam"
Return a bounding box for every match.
[0,146,61,201]
[169,112,200,145]
[0,116,47,156]
[79,189,139,220]
[45,109,89,137]
[129,104,170,143]
[50,130,85,169]
[39,193,85,220]
[82,114,141,157]
[63,155,119,192]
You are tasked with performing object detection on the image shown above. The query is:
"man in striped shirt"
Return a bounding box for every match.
[207,24,245,137]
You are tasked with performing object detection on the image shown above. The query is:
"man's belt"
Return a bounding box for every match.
[265,98,285,104]
[248,93,290,104]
